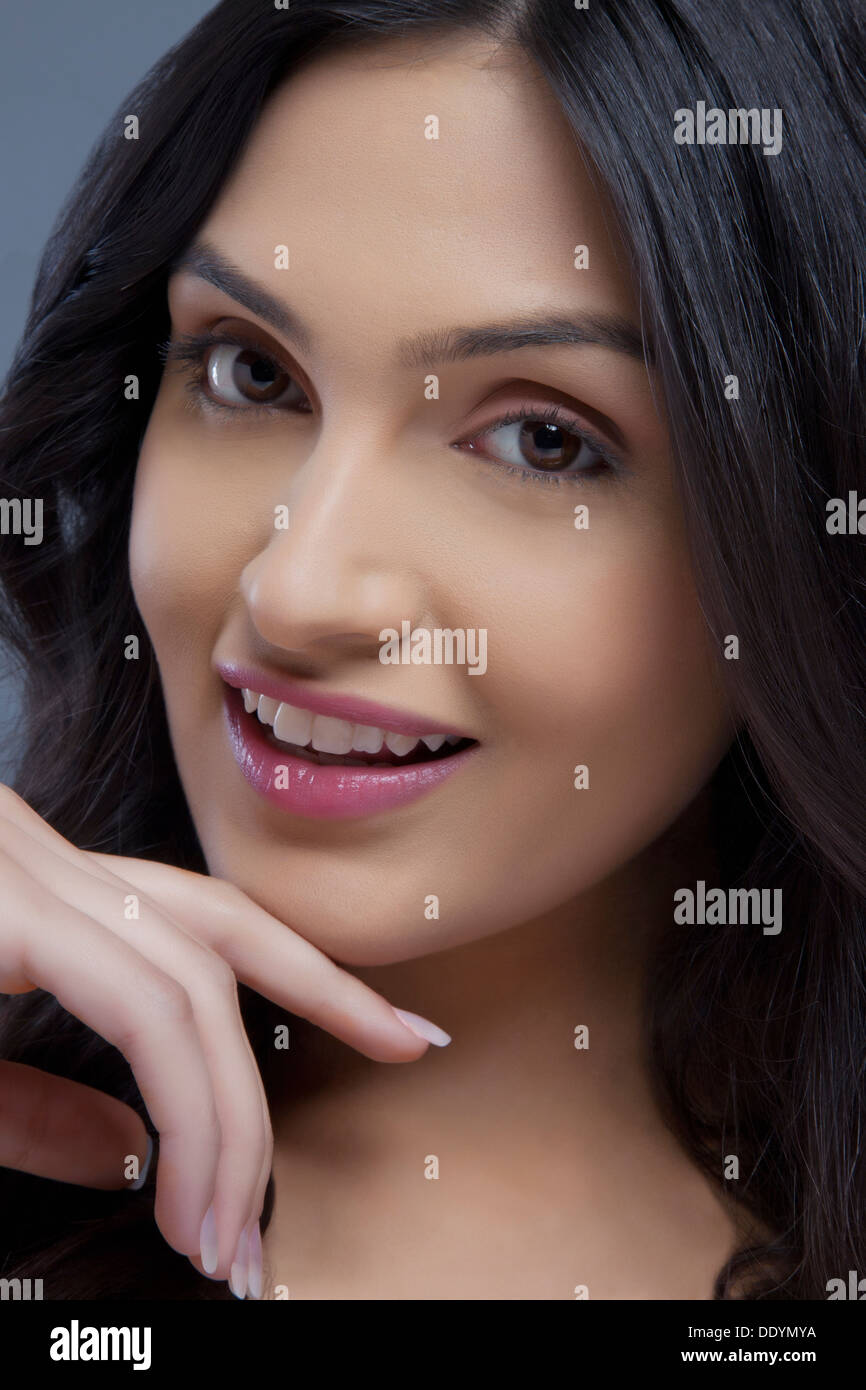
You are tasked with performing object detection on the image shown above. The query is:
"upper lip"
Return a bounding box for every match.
[216,661,475,739]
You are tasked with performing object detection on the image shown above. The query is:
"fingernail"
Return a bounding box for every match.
[229,1224,250,1300]
[128,1134,153,1192]
[199,1204,219,1274]
[247,1220,263,1300]
[391,1007,451,1046]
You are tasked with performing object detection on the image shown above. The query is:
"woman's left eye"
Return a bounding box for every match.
[458,405,614,483]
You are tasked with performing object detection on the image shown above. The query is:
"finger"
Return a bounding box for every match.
[0,849,220,1261]
[225,1081,273,1298]
[0,826,268,1282]
[0,1060,150,1190]
[0,790,440,1062]
[88,853,441,1062]
[0,969,38,993]
[0,795,276,1278]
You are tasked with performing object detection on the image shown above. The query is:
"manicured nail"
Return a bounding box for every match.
[247,1221,263,1300]
[128,1134,153,1192]
[229,1224,250,1300]
[199,1204,219,1274]
[391,1007,451,1046]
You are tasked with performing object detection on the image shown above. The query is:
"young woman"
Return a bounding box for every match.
[0,0,862,1300]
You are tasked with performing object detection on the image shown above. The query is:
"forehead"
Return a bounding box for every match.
[192,32,637,356]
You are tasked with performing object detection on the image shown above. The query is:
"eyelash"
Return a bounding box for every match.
[158,330,622,488]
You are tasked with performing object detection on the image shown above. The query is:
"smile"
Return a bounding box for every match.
[242,688,472,767]
[221,680,480,820]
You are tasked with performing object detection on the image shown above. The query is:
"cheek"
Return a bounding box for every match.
[130,414,201,650]
[474,509,732,896]
[128,407,251,664]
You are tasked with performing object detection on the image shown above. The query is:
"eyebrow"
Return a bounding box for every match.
[169,240,651,369]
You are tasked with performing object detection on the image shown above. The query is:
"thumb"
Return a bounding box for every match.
[0,1060,152,1191]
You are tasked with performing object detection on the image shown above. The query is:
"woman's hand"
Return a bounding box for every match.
[0,783,437,1295]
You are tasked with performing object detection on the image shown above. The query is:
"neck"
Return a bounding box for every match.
[261,796,744,1298]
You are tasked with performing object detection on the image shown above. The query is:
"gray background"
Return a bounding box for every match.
[0,1,215,780]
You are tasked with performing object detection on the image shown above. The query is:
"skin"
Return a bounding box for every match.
[132,34,735,966]
[128,32,744,1297]
[0,31,746,1299]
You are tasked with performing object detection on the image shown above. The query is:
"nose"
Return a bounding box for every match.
[239,427,429,657]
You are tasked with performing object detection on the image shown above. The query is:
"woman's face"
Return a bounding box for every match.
[130,33,733,965]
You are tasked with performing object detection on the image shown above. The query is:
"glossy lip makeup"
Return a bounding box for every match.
[217,663,481,820]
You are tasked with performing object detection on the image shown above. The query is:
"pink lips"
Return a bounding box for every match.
[218,669,479,821]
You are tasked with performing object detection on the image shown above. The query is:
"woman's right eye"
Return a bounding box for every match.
[203,342,310,409]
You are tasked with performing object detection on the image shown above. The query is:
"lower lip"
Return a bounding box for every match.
[223,686,479,820]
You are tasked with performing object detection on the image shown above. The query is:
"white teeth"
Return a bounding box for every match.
[352,724,385,754]
[273,701,313,747]
[257,696,279,725]
[241,689,466,757]
[311,714,355,755]
[384,731,421,756]
[421,734,447,752]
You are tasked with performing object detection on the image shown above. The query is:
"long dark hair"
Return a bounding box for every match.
[0,0,863,1299]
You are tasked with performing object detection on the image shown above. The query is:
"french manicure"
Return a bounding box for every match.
[229,1224,250,1300]
[247,1221,263,1300]
[199,1204,219,1274]
[391,1007,451,1046]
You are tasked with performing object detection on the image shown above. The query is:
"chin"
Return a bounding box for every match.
[204,863,447,967]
